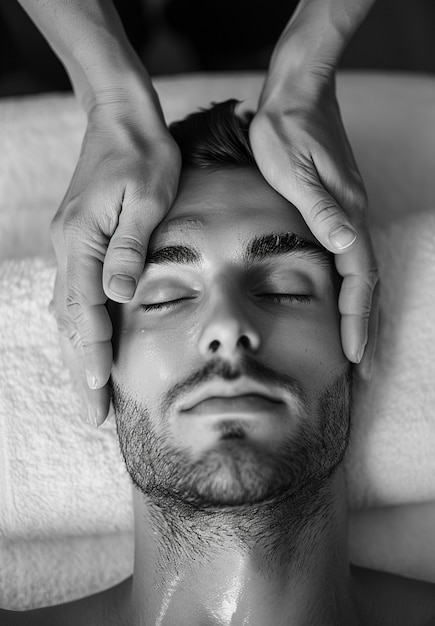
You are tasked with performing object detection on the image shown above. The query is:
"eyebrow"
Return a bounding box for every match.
[146,244,201,266]
[243,233,333,268]
[145,232,333,269]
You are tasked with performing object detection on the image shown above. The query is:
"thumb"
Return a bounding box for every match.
[102,198,154,302]
[295,186,358,254]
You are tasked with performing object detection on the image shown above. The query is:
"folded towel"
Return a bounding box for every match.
[0,533,133,610]
[347,208,435,509]
[0,256,132,541]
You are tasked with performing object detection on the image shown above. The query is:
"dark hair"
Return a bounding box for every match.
[169,99,256,169]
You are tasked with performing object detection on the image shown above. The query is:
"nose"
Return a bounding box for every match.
[198,291,261,360]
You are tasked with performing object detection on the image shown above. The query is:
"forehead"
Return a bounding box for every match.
[149,167,316,251]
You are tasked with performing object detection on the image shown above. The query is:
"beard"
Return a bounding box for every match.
[111,358,351,510]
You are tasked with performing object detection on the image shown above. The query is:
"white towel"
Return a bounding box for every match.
[346,209,435,509]
[0,257,135,609]
[0,256,132,540]
[0,533,133,610]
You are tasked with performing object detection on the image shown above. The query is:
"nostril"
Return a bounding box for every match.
[209,340,220,353]
[238,335,250,349]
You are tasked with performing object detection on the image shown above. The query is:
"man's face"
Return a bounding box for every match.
[111,167,350,507]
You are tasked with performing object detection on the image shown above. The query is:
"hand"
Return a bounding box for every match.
[50,100,181,425]
[249,72,379,378]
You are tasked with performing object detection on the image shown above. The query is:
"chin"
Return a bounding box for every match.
[182,440,293,507]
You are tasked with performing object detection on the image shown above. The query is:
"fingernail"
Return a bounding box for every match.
[109,274,136,299]
[356,345,365,364]
[87,374,99,390]
[329,226,357,250]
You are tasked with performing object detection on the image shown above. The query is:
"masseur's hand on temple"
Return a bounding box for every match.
[15,0,181,425]
[250,69,379,379]
[50,100,181,425]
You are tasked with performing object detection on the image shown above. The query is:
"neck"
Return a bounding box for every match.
[124,469,359,626]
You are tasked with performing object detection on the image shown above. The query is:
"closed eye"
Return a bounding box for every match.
[260,294,311,304]
[141,294,311,312]
[141,297,193,312]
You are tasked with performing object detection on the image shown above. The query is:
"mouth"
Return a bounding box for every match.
[181,393,285,416]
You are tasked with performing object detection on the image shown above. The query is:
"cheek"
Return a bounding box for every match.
[113,322,196,402]
[263,306,346,392]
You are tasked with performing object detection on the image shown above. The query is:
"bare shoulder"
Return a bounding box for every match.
[353,564,435,626]
[0,578,132,626]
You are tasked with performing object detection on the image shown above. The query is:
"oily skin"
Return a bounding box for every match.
[109,166,358,625]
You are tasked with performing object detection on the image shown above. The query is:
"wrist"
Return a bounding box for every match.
[75,41,166,132]
[270,2,345,72]
[83,77,164,122]
[82,82,176,157]
[84,88,170,142]
[70,44,158,116]
[260,48,337,113]
[264,0,376,98]
[59,10,155,116]
[266,25,341,95]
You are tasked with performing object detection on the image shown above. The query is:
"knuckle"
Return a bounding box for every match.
[308,198,341,225]
[339,293,372,320]
[49,296,67,327]
[53,199,80,230]
[62,211,86,238]
[53,311,83,349]
[52,310,67,332]
[127,183,165,216]
[367,267,380,288]
[52,218,85,256]
[63,295,111,347]
[339,271,379,317]
[345,185,368,214]
[65,291,86,322]
[64,301,93,347]
[109,235,146,263]
[125,167,177,217]
[67,328,84,351]
[353,186,368,210]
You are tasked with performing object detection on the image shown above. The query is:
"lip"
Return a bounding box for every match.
[182,394,284,416]
[179,378,285,413]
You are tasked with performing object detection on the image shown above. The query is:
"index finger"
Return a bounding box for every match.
[334,229,379,365]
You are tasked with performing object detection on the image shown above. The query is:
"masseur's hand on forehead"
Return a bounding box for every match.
[49,101,181,426]
[250,71,379,378]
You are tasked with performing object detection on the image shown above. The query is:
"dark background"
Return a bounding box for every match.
[1,0,434,98]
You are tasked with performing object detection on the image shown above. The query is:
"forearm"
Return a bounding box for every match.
[267,0,377,89]
[16,0,161,117]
